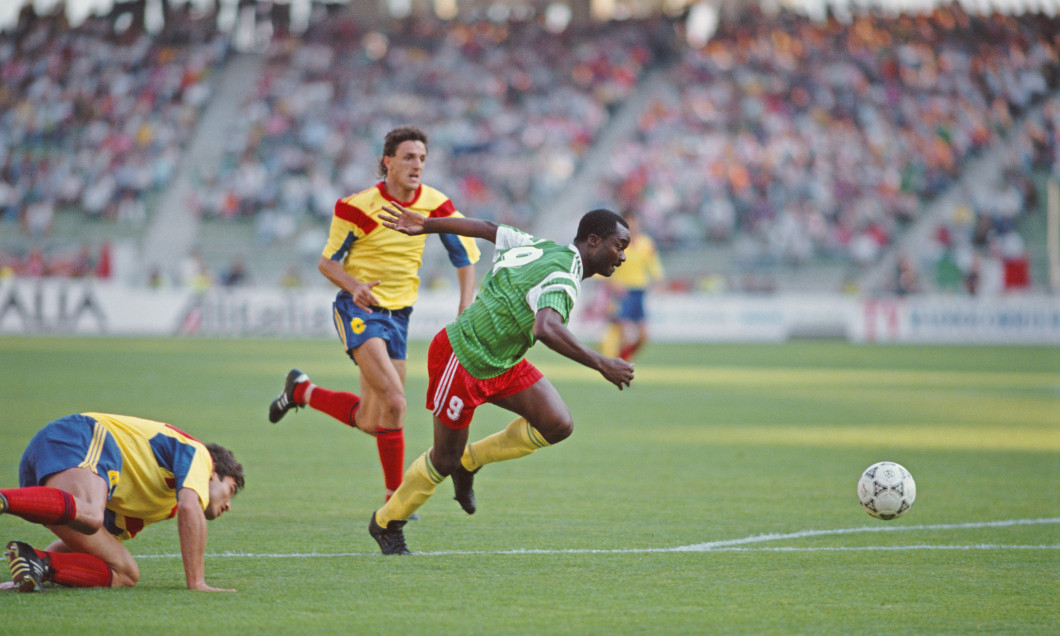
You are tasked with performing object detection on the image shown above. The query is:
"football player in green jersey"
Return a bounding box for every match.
[365,203,634,554]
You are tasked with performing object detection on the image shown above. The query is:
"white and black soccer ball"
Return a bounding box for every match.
[857,461,916,520]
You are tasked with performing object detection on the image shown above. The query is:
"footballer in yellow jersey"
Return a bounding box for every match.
[269,126,481,506]
[600,213,664,361]
[323,182,480,311]
[81,413,216,540]
[609,227,663,291]
[2,413,244,591]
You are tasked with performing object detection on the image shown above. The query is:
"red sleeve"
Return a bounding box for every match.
[428,199,457,219]
[335,199,379,234]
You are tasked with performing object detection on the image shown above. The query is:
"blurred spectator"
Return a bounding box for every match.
[892,253,921,296]
[220,257,249,287]
[178,248,213,290]
[279,264,302,289]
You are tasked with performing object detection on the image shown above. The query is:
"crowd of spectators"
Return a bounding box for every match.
[203,12,667,245]
[0,3,229,276]
[2,2,1058,294]
[599,6,1059,288]
[906,92,1060,296]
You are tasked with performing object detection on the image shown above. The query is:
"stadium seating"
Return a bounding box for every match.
[2,4,1057,293]
[0,6,228,277]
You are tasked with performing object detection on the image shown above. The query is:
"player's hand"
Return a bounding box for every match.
[600,357,634,390]
[351,280,382,312]
[380,203,427,235]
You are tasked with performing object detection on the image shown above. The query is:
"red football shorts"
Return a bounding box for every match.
[426,329,543,430]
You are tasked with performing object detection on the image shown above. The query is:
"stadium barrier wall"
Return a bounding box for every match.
[1,279,1058,345]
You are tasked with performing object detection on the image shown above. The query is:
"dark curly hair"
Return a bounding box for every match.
[207,443,245,494]
[378,125,428,178]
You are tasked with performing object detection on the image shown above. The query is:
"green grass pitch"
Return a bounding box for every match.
[0,336,1057,634]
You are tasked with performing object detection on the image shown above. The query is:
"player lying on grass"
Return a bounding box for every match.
[0,413,244,592]
[366,204,635,555]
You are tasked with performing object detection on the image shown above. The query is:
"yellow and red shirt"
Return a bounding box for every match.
[610,233,663,291]
[82,413,213,541]
[322,182,481,310]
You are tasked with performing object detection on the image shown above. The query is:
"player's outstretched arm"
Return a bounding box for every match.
[533,308,634,390]
[176,488,235,592]
[380,203,498,243]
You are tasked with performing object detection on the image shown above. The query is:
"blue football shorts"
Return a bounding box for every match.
[614,289,647,322]
[19,414,123,497]
[332,292,413,362]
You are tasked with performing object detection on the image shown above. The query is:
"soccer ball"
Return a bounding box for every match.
[857,461,916,520]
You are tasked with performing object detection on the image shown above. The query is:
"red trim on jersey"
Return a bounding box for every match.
[163,423,201,443]
[429,198,457,218]
[124,516,145,537]
[334,199,379,235]
[377,182,423,207]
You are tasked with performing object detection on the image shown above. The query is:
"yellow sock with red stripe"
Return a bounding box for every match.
[461,417,551,472]
[375,451,443,528]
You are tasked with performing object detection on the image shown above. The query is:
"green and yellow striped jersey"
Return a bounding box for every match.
[446,225,583,379]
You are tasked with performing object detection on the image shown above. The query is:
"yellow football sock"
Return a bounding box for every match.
[602,322,623,358]
[375,451,443,527]
[461,417,551,472]
[600,323,622,357]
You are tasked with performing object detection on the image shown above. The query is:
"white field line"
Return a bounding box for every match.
[136,517,1060,559]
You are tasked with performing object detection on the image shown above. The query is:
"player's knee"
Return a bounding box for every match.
[539,415,573,445]
[71,507,105,534]
[431,449,463,478]
[383,391,407,423]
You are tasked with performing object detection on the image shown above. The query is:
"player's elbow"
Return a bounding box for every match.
[316,256,332,277]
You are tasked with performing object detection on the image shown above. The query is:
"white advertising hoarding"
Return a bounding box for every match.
[1,279,1058,345]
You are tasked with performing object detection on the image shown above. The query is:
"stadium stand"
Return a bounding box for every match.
[0,4,229,279]
[592,7,1059,292]
[2,2,1057,294]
